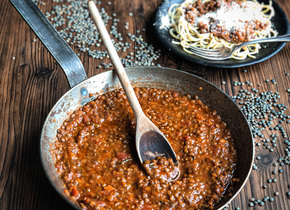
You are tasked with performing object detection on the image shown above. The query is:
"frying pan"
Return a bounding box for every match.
[11,0,254,209]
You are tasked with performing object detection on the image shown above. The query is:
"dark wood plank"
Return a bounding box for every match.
[1,0,290,209]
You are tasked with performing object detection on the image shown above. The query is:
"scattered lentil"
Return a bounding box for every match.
[262,196,269,202]
[249,198,256,202]
[232,76,290,208]
[259,201,264,206]
[34,0,161,68]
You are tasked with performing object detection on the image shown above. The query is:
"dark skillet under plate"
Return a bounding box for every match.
[154,0,290,68]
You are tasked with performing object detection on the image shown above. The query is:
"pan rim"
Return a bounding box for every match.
[40,66,254,210]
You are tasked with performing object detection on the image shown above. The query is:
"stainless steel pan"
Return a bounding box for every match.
[11,0,254,209]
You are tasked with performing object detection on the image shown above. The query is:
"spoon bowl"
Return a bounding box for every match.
[136,113,179,181]
[136,116,177,163]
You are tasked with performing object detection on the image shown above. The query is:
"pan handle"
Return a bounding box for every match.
[10,0,87,88]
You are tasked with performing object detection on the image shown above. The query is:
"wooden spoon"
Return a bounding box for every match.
[88,1,179,180]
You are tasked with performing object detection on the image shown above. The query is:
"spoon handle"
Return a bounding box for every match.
[88,1,144,117]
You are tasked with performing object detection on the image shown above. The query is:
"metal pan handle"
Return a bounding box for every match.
[10,0,87,88]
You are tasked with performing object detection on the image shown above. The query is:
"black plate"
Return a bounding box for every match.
[154,0,290,68]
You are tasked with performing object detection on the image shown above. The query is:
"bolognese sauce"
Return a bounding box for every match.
[184,0,268,43]
[51,87,237,209]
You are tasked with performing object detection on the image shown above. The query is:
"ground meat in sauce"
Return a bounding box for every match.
[143,157,180,182]
[184,0,268,43]
[51,88,237,210]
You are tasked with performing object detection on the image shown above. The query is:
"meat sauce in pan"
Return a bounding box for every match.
[51,87,237,209]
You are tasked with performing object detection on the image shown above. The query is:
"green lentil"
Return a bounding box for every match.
[259,201,264,206]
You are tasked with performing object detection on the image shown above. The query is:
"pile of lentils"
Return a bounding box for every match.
[32,0,161,69]
[221,71,290,210]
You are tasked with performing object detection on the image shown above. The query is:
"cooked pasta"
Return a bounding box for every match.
[168,0,278,60]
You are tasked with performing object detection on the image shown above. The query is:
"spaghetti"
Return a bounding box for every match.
[168,0,278,60]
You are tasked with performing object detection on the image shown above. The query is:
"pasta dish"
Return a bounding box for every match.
[168,0,278,60]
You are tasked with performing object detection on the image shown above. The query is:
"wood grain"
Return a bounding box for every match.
[1,0,290,209]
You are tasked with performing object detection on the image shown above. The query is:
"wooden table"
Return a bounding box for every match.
[1,0,289,209]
